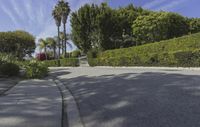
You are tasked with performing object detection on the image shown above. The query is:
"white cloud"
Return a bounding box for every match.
[0,2,19,27]
[142,0,167,9]
[154,0,188,11]
[10,0,25,20]
[24,0,35,25]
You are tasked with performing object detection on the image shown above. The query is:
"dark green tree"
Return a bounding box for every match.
[0,30,35,59]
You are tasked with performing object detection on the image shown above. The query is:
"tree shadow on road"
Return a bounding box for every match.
[57,71,200,127]
[0,80,62,127]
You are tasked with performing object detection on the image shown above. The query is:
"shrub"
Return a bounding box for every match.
[88,32,200,67]
[43,58,79,67]
[72,50,81,58]
[0,53,18,63]
[25,60,48,79]
[87,48,100,58]
[60,58,79,67]
[0,62,20,76]
[44,60,60,67]
[174,50,200,67]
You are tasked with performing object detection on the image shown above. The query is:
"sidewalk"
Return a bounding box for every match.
[0,79,62,127]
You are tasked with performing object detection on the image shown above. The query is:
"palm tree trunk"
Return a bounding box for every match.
[64,23,67,58]
[57,26,61,66]
[53,46,56,59]
[62,39,64,56]
[44,47,47,60]
[57,26,60,59]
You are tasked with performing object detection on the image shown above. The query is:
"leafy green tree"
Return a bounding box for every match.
[0,30,35,59]
[71,4,94,53]
[132,12,189,45]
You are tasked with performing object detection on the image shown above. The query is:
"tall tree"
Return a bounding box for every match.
[52,4,62,59]
[58,0,70,58]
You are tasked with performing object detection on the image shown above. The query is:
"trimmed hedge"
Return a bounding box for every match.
[89,50,200,67]
[88,32,200,67]
[44,58,79,67]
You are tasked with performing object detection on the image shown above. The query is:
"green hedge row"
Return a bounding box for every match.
[88,32,200,67]
[44,58,79,67]
[89,50,200,67]
[99,32,200,59]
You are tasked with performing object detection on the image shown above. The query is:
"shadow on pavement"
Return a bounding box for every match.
[0,80,62,127]
[55,71,200,127]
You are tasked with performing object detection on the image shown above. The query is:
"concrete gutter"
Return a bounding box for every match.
[54,79,84,127]
[93,66,200,71]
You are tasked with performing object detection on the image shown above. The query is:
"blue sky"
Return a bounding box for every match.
[0,0,200,51]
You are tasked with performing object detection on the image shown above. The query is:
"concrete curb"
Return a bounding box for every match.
[54,79,84,127]
[93,66,200,71]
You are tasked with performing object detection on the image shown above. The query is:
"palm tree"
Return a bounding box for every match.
[52,5,62,59]
[38,38,49,60]
[46,37,57,59]
[59,32,65,55]
[58,0,70,58]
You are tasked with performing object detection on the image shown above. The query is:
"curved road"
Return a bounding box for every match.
[50,67,200,127]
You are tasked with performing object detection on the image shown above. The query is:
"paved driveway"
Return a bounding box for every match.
[50,67,200,127]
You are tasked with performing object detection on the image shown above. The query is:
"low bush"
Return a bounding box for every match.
[87,49,100,59]
[43,58,79,67]
[44,60,60,67]
[25,60,48,79]
[60,58,79,67]
[0,62,20,76]
[71,50,81,58]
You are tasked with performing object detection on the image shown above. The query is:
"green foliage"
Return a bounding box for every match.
[87,48,100,58]
[0,62,20,76]
[25,60,48,79]
[88,32,200,67]
[71,3,150,52]
[132,12,189,45]
[189,18,200,34]
[60,58,79,67]
[43,58,79,67]
[71,50,81,58]
[43,60,60,67]
[0,53,18,63]
[0,30,35,59]
[71,3,200,53]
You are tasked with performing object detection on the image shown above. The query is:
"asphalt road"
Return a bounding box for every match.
[50,67,200,127]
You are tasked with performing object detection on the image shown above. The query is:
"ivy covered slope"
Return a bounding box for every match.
[89,32,200,67]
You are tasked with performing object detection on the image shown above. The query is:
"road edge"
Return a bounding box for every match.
[54,79,84,127]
